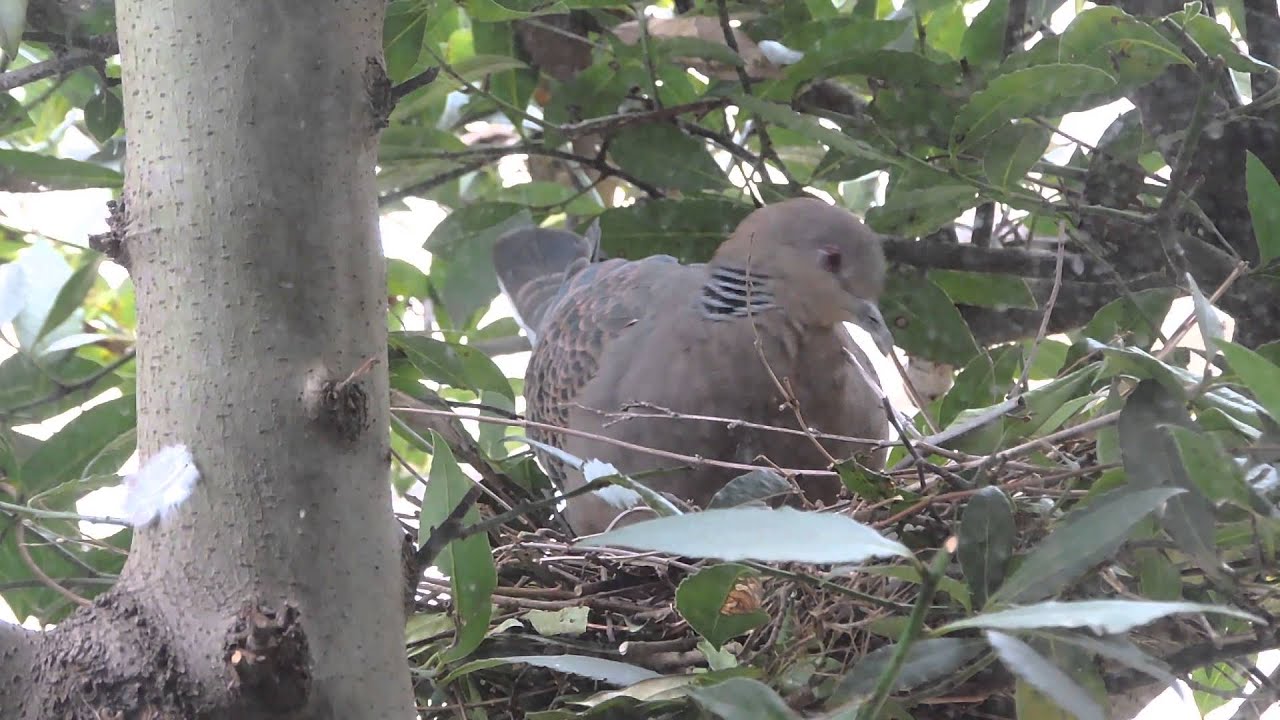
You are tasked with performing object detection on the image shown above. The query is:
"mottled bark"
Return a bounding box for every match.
[8,1,417,717]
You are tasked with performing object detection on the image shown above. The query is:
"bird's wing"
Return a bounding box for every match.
[520,250,684,480]
[492,226,593,346]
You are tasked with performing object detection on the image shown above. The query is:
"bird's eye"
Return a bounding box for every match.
[819,245,842,273]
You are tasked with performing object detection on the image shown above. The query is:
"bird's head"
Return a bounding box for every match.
[714,197,894,355]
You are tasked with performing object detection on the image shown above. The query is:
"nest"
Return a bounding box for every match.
[403,431,1197,719]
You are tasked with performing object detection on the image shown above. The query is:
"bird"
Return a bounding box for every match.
[492,197,894,536]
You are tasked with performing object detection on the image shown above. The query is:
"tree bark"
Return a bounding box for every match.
[5,1,417,718]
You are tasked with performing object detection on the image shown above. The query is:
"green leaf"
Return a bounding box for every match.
[610,124,728,193]
[0,93,33,136]
[524,607,589,636]
[1035,631,1178,688]
[0,0,26,60]
[36,254,101,345]
[948,600,1260,635]
[387,258,429,301]
[83,87,123,143]
[488,181,604,217]
[988,632,1105,720]
[1245,151,1280,267]
[0,149,122,190]
[598,197,753,263]
[988,486,1186,605]
[708,469,792,508]
[0,260,26,328]
[734,94,900,169]
[1082,287,1177,349]
[1219,340,1280,424]
[1164,425,1256,509]
[1118,380,1220,574]
[653,35,745,69]
[676,563,768,649]
[938,346,1019,428]
[1058,6,1191,85]
[692,677,799,720]
[578,507,912,564]
[444,654,661,686]
[425,202,530,328]
[0,351,127,421]
[471,20,537,127]
[951,64,1116,151]
[957,486,1015,609]
[881,272,981,365]
[831,637,986,704]
[1173,11,1275,74]
[982,121,1053,188]
[420,431,497,663]
[835,460,895,502]
[405,611,454,644]
[866,184,978,237]
[1094,343,1269,431]
[390,333,514,402]
[378,125,467,162]
[19,394,137,496]
[959,0,1008,69]
[11,239,75,350]
[1133,547,1183,601]
[383,0,430,82]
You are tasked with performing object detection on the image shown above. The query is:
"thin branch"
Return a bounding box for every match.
[391,66,440,102]
[0,49,104,92]
[1014,224,1067,394]
[392,405,855,478]
[379,142,663,206]
[1,349,136,419]
[14,520,90,608]
[713,0,800,192]
[21,30,119,54]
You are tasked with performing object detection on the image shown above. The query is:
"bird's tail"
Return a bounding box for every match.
[493,226,593,346]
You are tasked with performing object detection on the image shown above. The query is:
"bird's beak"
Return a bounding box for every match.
[846,297,895,356]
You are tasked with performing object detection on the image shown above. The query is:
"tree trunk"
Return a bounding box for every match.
[5,1,416,717]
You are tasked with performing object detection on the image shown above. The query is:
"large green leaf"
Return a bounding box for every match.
[692,677,799,720]
[675,563,768,650]
[951,64,1116,152]
[424,202,531,328]
[996,633,1105,720]
[1244,151,1280,267]
[610,124,728,193]
[989,486,1186,604]
[19,394,137,496]
[1219,341,1280,424]
[831,637,986,704]
[945,600,1260,634]
[420,431,497,663]
[1118,380,1220,575]
[1058,6,1191,86]
[0,149,122,191]
[957,486,1015,609]
[598,197,753,263]
[880,272,981,365]
[390,333,514,402]
[579,507,912,564]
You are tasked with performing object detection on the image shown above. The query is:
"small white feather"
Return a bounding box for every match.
[759,40,804,66]
[122,444,200,527]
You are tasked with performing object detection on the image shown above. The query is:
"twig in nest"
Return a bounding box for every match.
[392,405,846,478]
[1014,223,1067,394]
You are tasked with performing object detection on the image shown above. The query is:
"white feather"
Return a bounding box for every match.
[122,444,200,527]
[759,40,804,66]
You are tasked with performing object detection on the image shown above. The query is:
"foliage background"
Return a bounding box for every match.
[3,0,1280,717]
